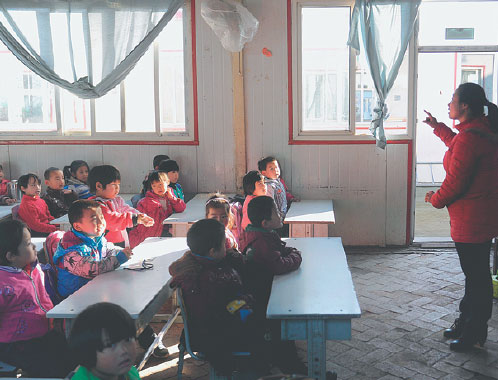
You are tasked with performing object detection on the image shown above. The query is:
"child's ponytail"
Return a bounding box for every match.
[486,101,498,133]
[63,165,73,181]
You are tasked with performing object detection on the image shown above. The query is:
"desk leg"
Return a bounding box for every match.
[307,319,326,380]
[64,319,73,338]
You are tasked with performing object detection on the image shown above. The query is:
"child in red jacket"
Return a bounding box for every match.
[129,171,186,248]
[0,164,16,205]
[88,165,154,247]
[18,173,56,237]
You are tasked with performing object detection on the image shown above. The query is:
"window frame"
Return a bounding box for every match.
[0,0,198,145]
[288,0,415,144]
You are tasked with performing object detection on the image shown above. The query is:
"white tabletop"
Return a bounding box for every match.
[267,237,360,319]
[284,200,335,224]
[164,193,235,225]
[0,203,16,220]
[51,214,69,226]
[46,237,188,319]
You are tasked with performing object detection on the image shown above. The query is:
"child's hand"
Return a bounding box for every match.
[121,247,133,259]
[5,197,16,205]
[425,191,435,203]
[422,110,438,129]
[166,187,176,199]
[138,214,155,227]
[62,189,73,194]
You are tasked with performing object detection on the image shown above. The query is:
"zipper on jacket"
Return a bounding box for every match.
[23,270,48,313]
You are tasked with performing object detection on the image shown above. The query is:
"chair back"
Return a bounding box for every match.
[176,287,205,361]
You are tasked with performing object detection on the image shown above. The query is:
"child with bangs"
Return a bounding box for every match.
[67,302,140,380]
[64,160,92,200]
[129,170,186,248]
[205,193,238,250]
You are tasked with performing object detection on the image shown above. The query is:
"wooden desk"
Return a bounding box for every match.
[46,237,188,368]
[0,203,16,221]
[267,237,360,380]
[284,200,335,237]
[164,193,234,237]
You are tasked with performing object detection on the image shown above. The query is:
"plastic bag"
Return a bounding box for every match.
[201,0,259,52]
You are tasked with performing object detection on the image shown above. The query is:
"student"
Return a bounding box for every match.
[68,302,140,380]
[240,196,305,375]
[88,165,154,247]
[242,171,267,230]
[0,220,75,378]
[131,154,170,208]
[0,164,16,205]
[43,167,79,218]
[64,160,92,199]
[18,173,56,237]
[52,200,133,298]
[129,170,186,248]
[205,193,238,250]
[158,159,184,200]
[257,157,298,221]
[169,219,267,375]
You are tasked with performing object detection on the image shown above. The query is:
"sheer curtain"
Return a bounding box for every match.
[348,0,420,148]
[0,0,183,99]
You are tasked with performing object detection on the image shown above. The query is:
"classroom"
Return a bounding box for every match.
[0,1,497,379]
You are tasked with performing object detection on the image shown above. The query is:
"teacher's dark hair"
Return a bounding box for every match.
[457,82,498,133]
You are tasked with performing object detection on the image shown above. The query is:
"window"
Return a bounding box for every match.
[290,0,411,141]
[0,3,197,143]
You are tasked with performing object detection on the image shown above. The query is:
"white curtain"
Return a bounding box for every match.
[348,0,420,148]
[0,0,183,99]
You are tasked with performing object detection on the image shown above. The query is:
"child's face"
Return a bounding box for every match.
[74,165,89,183]
[150,179,169,197]
[96,181,120,199]
[21,177,41,197]
[45,170,65,190]
[253,179,267,196]
[94,330,137,379]
[262,160,280,180]
[206,207,229,227]
[167,170,179,184]
[262,203,283,230]
[8,228,37,268]
[73,208,106,237]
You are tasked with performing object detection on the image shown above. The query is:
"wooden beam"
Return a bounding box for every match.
[232,50,246,192]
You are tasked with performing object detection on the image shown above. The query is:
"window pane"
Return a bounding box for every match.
[0,40,56,132]
[95,86,121,132]
[60,89,91,133]
[124,48,155,133]
[419,2,498,46]
[158,9,186,133]
[355,49,409,135]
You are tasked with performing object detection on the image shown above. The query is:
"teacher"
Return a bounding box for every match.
[424,82,498,352]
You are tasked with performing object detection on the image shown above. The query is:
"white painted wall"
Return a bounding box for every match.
[0,0,412,246]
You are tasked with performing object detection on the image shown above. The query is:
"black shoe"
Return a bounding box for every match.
[449,336,485,352]
[152,341,170,358]
[443,318,464,339]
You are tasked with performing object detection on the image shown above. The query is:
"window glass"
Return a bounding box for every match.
[95,86,121,132]
[419,2,498,46]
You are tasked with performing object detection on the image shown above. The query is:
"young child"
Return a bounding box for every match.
[88,165,154,247]
[131,154,170,208]
[52,200,133,298]
[129,170,186,248]
[43,167,79,218]
[242,170,267,230]
[0,220,75,377]
[205,193,238,250]
[257,157,298,221]
[68,302,140,380]
[64,160,92,199]
[169,219,267,375]
[158,159,184,200]
[241,196,304,374]
[0,164,16,205]
[18,173,56,237]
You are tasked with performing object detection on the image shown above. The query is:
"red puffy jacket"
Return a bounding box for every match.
[128,190,186,248]
[431,116,498,243]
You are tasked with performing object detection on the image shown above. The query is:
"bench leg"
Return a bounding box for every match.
[137,308,181,370]
[307,319,326,380]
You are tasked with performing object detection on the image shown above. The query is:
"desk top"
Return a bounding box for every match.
[0,203,16,220]
[284,200,335,224]
[164,193,234,225]
[46,237,188,319]
[267,237,360,319]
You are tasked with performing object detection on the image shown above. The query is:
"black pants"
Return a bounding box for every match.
[0,330,76,378]
[455,241,493,334]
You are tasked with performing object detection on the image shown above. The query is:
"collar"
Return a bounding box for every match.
[46,187,64,195]
[22,194,40,201]
[0,259,38,273]
[245,224,272,233]
[455,115,488,132]
[146,190,166,200]
[71,228,104,249]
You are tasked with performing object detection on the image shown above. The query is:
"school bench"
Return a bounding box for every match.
[46,237,188,370]
[284,200,335,238]
[267,237,360,380]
